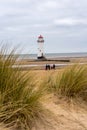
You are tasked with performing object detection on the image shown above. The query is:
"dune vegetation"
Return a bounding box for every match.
[45,64,87,102]
[0,48,49,130]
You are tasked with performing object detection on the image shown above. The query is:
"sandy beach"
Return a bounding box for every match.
[15,56,87,70]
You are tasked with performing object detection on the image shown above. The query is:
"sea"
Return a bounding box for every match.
[18,52,87,60]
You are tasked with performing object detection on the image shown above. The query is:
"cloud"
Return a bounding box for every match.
[0,0,87,53]
[37,1,58,11]
[54,18,87,26]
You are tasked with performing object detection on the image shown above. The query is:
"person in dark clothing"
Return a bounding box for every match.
[45,64,50,70]
[53,64,55,69]
[45,64,48,70]
[48,64,50,70]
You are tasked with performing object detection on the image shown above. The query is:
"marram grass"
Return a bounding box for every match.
[46,65,87,100]
[0,48,48,130]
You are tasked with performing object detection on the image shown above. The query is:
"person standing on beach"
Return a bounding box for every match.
[45,64,50,70]
[48,64,50,70]
[53,64,55,69]
[45,64,48,70]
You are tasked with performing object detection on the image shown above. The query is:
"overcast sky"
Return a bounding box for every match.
[0,0,87,54]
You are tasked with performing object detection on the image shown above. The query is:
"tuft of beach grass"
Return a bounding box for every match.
[0,47,49,130]
[44,64,87,101]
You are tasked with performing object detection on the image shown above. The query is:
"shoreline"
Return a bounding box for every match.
[14,56,87,70]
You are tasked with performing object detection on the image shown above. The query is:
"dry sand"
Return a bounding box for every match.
[41,94,87,130]
[1,94,86,130]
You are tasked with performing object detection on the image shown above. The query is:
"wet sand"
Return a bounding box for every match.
[15,57,87,70]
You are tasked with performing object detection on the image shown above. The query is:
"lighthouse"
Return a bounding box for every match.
[37,35,45,59]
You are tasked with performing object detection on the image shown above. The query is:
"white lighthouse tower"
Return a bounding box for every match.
[37,35,45,59]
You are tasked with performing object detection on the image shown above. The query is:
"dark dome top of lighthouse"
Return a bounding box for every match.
[38,35,43,39]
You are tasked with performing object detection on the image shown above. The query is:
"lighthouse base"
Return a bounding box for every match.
[37,56,46,60]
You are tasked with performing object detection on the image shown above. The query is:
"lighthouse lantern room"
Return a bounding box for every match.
[37,35,45,59]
